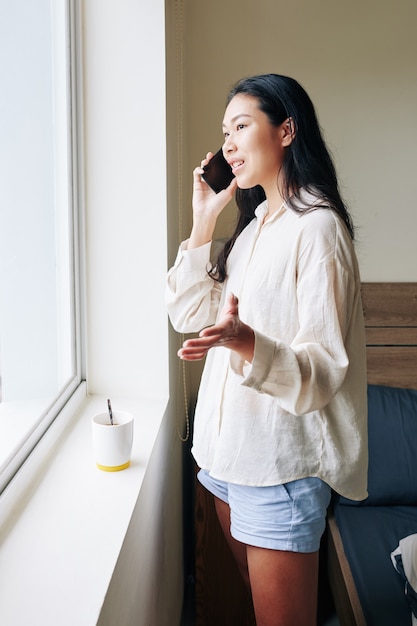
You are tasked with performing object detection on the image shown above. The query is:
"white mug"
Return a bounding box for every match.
[92,410,134,471]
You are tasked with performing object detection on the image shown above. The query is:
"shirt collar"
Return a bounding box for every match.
[254,199,288,224]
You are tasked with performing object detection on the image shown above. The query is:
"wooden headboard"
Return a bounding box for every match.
[362,282,417,389]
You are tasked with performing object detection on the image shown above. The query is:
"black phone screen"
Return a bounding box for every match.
[202,149,235,193]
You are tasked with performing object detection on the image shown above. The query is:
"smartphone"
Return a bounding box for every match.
[202,149,235,193]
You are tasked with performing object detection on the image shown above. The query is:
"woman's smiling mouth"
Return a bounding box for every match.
[230,160,244,171]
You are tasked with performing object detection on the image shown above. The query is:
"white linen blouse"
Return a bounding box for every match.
[166,197,368,500]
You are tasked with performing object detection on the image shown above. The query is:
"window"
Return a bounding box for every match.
[0,0,82,491]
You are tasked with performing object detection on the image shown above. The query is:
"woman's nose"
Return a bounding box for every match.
[223,135,235,153]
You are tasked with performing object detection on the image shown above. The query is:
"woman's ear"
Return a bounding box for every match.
[282,117,295,147]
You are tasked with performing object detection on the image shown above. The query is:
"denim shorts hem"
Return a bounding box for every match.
[197,467,229,503]
[231,527,322,553]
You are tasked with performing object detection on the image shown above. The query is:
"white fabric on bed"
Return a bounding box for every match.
[391,533,417,625]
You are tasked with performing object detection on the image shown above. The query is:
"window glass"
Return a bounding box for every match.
[0,0,81,489]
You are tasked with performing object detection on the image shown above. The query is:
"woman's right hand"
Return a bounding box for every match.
[188,152,237,250]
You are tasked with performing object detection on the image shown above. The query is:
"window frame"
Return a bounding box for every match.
[0,0,84,494]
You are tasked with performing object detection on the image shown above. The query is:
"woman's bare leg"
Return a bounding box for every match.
[214,496,251,589]
[246,545,319,626]
[214,495,318,625]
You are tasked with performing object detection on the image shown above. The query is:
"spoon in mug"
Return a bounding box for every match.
[107,398,114,426]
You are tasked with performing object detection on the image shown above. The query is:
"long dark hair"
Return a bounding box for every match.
[210,74,354,283]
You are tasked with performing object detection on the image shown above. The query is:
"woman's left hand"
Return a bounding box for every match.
[178,293,255,362]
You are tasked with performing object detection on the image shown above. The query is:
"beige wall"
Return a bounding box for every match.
[178,0,416,281]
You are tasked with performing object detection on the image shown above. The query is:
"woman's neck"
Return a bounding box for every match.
[263,184,287,220]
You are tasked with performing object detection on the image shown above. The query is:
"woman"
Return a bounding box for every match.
[166,74,368,626]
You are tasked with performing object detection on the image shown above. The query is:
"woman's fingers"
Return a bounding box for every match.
[202,152,214,167]
[177,328,227,360]
[184,332,224,350]
[193,152,214,178]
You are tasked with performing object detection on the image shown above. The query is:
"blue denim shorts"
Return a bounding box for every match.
[198,469,331,552]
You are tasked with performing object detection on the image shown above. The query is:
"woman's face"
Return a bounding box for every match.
[222,94,289,194]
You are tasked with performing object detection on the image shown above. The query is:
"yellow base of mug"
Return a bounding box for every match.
[96,460,130,472]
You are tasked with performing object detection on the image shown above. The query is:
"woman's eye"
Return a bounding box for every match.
[223,124,245,138]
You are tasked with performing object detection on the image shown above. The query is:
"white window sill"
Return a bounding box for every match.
[0,382,168,626]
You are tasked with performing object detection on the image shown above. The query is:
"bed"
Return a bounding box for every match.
[327,282,417,626]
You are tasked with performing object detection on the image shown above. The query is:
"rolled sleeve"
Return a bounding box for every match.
[166,241,222,333]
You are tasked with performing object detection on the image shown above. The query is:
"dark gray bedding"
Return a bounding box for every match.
[335,503,417,625]
[333,385,417,625]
